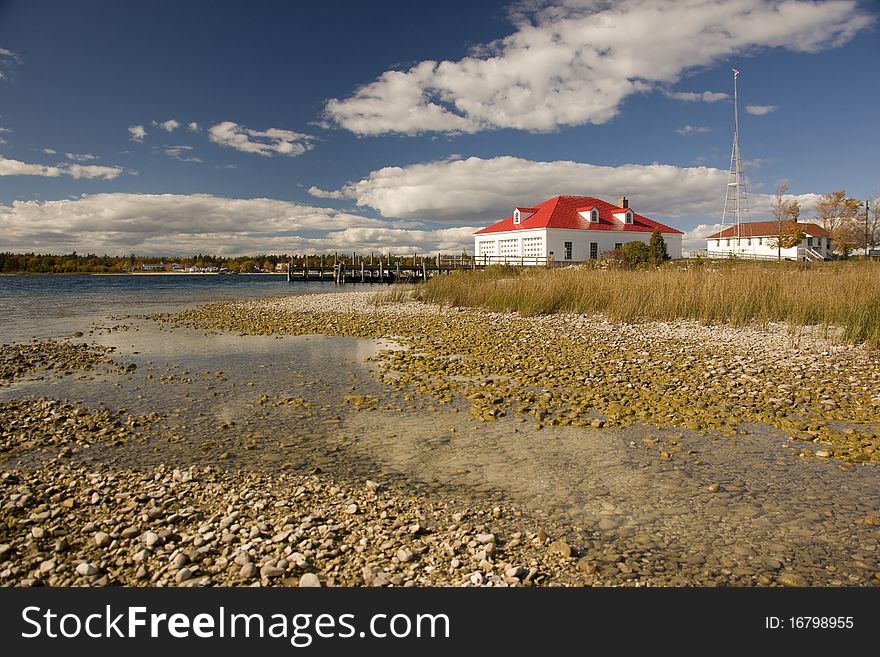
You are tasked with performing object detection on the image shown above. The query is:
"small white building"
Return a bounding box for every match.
[473,195,683,263]
[706,221,831,260]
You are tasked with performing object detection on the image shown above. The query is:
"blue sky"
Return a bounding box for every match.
[1,0,878,255]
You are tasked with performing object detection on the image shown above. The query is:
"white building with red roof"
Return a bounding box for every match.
[705,221,831,260]
[473,196,682,263]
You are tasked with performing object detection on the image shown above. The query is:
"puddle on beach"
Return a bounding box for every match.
[2,314,878,585]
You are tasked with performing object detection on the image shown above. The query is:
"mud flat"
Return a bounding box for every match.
[1,291,878,586]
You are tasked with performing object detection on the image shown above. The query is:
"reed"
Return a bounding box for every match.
[416,260,880,348]
[368,284,418,306]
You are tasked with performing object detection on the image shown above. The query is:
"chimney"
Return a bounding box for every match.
[618,196,628,209]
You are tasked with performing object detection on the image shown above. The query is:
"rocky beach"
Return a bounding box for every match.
[1,289,878,587]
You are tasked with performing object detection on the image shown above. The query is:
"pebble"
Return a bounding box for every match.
[598,518,618,531]
[777,573,808,587]
[260,564,285,578]
[299,573,321,587]
[76,562,99,577]
[576,557,595,573]
[547,540,573,559]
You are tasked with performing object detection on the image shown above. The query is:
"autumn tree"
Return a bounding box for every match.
[767,182,803,260]
[815,190,861,255]
[866,194,880,252]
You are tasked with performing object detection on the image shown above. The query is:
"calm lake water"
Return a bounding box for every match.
[0,274,340,343]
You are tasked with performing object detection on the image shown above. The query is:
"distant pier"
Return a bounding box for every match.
[285,253,552,284]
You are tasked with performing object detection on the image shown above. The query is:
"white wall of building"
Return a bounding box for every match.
[474,228,682,263]
[707,234,831,259]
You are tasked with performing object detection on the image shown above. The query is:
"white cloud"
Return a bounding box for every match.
[307,186,345,200]
[664,90,730,102]
[0,155,122,180]
[64,164,123,180]
[65,152,98,162]
[314,155,731,222]
[42,148,57,155]
[208,121,314,157]
[313,155,822,231]
[0,126,9,144]
[153,119,180,133]
[746,104,777,115]
[0,47,21,81]
[0,156,62,177]
[676,125,712,135]
[682,223,723,252]
[187,122,201,133]
[128,125,147,142]
[325,0,873,135]
[163,145,203,163]
[0,193,471,255]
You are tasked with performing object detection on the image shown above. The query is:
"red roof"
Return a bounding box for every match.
[474,196,683,235]
[706,221,830,239]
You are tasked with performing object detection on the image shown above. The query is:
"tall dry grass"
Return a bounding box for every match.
[416,260,880,348]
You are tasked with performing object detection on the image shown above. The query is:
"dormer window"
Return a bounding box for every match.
[512,207,537,225]
[625,211,633,224]
[590,208,599,223]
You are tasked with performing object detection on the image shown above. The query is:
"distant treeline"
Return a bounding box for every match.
[0,252,294,274]
[0,251,473,274]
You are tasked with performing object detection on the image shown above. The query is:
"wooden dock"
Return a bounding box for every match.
[286,253,553,285]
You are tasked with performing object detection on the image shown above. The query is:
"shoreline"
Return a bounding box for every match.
[0,271,289,276]
[1,290,878,587]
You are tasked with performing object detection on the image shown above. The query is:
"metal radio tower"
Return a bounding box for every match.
[721,68,750,240]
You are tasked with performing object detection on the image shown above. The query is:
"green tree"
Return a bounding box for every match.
[621,241,650,268]
[647,230,669,266]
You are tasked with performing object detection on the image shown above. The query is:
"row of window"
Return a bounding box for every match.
[562,241,604,260]
[713,236,826,249]
[522,236,543,257]
[478,237,545,257]
[499,238,518,256]
[479,238,622,260]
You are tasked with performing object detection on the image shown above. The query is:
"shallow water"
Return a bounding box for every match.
[0,273,342,342]
[1,284,878,585]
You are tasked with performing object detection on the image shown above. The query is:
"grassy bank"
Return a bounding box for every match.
[416,260,880,348]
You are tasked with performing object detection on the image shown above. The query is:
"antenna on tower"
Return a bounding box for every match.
[721,67,750,248]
